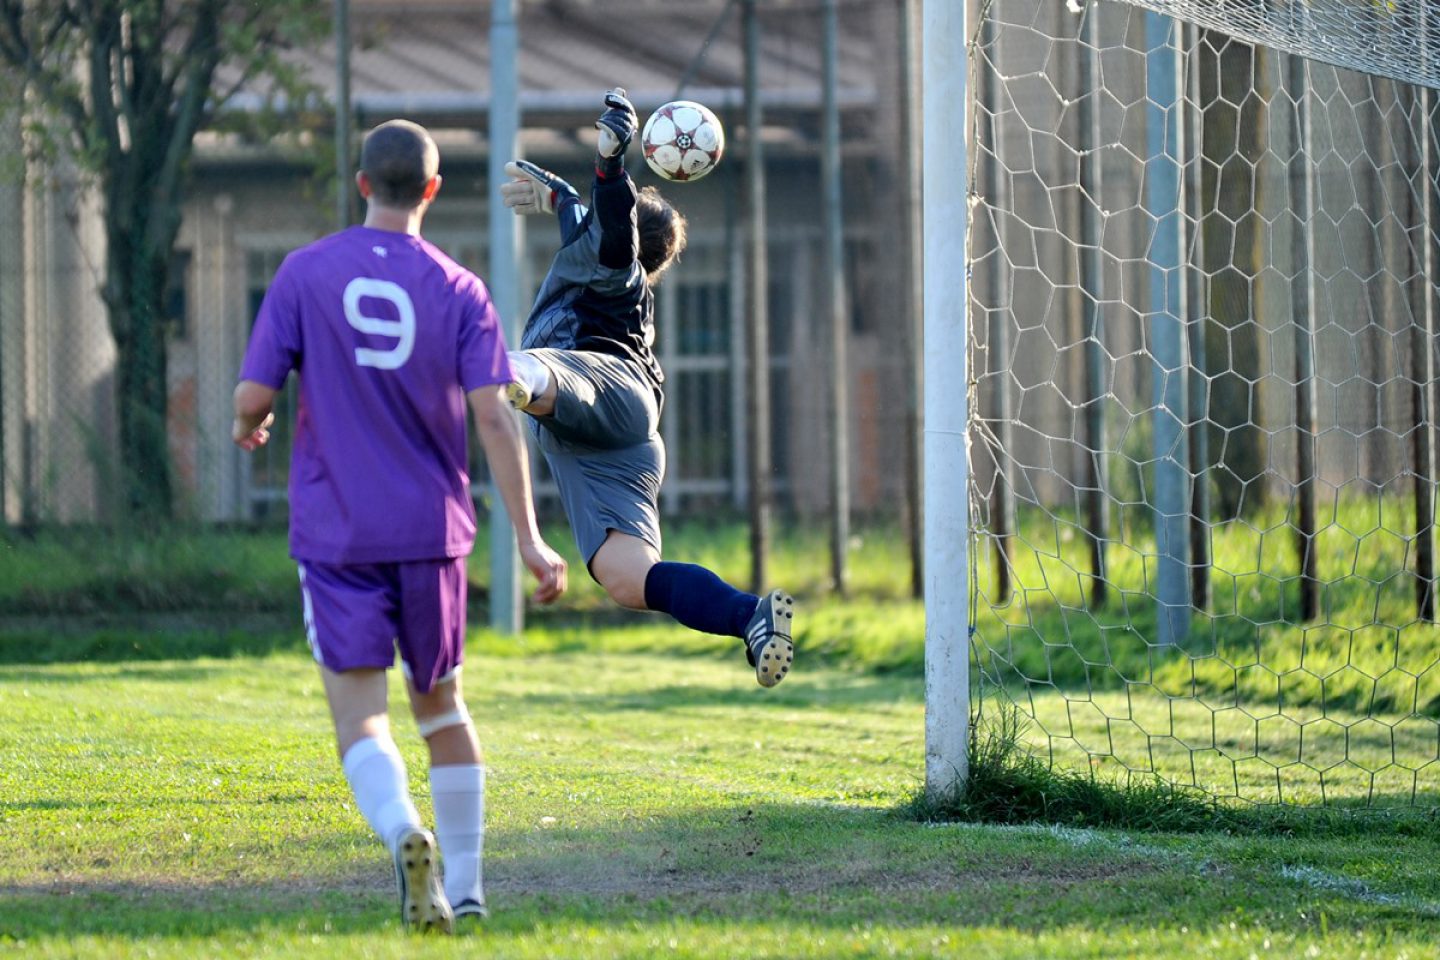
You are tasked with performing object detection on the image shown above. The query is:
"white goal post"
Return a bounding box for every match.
[922,0,971,799]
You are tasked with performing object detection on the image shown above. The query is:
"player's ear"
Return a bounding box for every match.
[422,174,442,202]
[355,171,371,199]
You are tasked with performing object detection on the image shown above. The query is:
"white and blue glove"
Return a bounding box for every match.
[501,159,578,215]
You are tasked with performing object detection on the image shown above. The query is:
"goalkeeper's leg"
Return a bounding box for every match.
[592,531,796,688]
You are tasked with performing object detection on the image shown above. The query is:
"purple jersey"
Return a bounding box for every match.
[240,226,513,564]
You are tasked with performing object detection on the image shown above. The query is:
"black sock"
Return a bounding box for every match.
[643,562,759,639]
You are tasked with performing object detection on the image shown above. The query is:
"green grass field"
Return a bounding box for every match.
[3,514,1440,956]
[4,648,1440,959]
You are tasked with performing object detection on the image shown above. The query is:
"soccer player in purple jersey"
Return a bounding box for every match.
[232,120,567,934]
[499,89,796,688]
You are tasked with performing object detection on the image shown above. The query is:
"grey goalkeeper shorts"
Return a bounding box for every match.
[524,348,666,566]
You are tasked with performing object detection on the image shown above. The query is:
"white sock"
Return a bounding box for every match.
[430,764,485,906]
[341,736,422,854]
[508,351,552,399]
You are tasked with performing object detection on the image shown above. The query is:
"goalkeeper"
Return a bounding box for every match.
[500,88,795,687]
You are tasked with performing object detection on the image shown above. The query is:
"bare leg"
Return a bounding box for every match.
[589,530,661,610]
[406,675,481,766]
[319,665,390,758]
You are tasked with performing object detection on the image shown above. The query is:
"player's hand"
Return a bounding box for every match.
[232,412,275,452]
[520,538,568,604]
[596,87,637,160]
[501,160,578,215]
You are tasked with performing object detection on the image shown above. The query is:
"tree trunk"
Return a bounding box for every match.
[105,176,178,523]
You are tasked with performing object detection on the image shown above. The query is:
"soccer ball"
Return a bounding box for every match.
[641,101,725,182]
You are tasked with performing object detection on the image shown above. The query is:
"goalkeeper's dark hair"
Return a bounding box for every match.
[360,120,439,207]
[637,186,687,285]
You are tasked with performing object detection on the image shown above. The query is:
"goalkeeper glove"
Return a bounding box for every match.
[595,87,637,178]
[501,160,578,216]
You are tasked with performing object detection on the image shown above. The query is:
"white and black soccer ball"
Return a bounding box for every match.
[641,100,725,182]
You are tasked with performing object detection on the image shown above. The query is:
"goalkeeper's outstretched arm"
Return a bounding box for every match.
[592,88,640,271]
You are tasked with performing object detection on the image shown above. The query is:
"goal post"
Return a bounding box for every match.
[943,0,1440,806]
[922,0,971,800]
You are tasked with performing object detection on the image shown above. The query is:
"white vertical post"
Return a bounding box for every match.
[334,0,352,231]
[488,0,523,633]
[1145,11,1190,646]
[923,0,970,799]
[822,0,850,597]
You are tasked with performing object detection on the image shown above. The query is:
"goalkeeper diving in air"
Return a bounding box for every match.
[500,88,796,687]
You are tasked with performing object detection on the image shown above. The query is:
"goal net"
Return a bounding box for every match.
[968,0,1440,805]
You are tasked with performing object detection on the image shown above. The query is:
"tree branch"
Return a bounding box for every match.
[145,0,224,252]
[0,2,93,156]
[84,0,124,170]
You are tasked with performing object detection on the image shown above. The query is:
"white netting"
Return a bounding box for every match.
[969,0,1440,804]
[1126,0,1440,93]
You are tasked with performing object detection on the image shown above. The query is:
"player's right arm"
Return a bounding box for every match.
[232,382,277,451]
[234,256,300,451]
[468,385,568,604]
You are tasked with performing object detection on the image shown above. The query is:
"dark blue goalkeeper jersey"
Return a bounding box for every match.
[519,169,664,390]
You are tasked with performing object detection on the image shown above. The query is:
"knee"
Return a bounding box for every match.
[411,684,471,739]
[602,572,649,611]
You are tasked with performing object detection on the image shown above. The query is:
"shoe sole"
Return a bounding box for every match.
[395,828,454,934]
[505,381,531,410]
[755,590,795,688]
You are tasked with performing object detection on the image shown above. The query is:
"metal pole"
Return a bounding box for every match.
[822,0,849,595]
[1414,82,1436,622]
[982,14,1014,605]
[334,0,352,230]
[488,0,522,633]
[1145,11,1190,646]
[899,0,924,599]
[1288,52,1320,624]
[1184,23,1211,611]
[1078,1,1108,606]
[743,0,771,594]
[923,0,969,800]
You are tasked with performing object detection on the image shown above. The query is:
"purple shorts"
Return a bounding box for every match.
[297,558,467,693]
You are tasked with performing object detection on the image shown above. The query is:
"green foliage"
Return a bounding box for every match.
[0,1,329,521]
[909,705,1228,832]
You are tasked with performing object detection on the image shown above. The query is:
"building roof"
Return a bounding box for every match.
[223,0,880,131]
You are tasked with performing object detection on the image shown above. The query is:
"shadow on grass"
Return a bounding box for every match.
[505,672,920,713]
[3,800,1436,943]
[0,621,304,666]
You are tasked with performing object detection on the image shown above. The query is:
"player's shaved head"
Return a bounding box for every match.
[360,120,439,207]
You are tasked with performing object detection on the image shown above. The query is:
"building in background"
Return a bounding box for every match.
[0,0,919,527]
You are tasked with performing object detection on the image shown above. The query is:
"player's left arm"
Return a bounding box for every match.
[592,88,640,271]
[500,160,590,246]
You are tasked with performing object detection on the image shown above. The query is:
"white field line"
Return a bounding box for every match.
[1279,864,1440,916]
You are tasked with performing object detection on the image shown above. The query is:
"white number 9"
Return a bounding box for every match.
[343,277,415,370]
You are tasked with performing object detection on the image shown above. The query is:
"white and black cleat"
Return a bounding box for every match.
[744,589,795,688]
[453,897,489,921]
[504,380,532,411]
[394,827,454,934]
